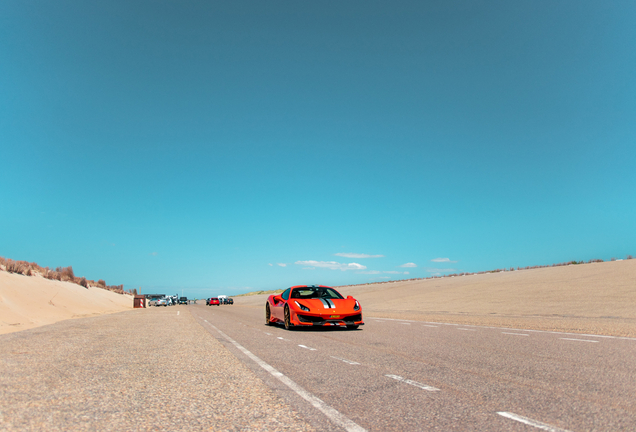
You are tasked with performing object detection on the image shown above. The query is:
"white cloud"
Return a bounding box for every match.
[150,252,158,256]
[404,271,409,275]
[400,262,417,268]
[295,260,367,271]
[383,271,410,275]
[334,253,384,259]
[431,258,457,263]
[277,263,287,267]
[357,270,381,274]
[268,263,273,266]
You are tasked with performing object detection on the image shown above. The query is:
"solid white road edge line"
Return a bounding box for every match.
[385,374,440,392]
[497,412,572,432]
[457,328,476,331]
[330,356,360,365]
[560,338,599,343]
[203,320,367,432]
[502,332,529,336]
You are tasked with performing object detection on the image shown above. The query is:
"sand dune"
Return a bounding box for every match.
[239,259,636,337]
[0,271,132,335]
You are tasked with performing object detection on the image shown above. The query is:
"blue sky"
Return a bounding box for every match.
[1,1,635,297]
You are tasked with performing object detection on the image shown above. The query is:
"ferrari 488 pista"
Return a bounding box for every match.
[265,285,363,330]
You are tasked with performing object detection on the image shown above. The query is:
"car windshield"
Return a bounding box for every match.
[291,287,343,300]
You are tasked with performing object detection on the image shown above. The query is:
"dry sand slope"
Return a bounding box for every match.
[239,259,636,337]
[0,271,132,335]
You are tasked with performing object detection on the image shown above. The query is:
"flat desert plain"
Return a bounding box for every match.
[0,271,132,335]
[239,259,636,338]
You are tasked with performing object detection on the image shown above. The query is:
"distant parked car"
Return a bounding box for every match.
[156,298,167,307]
[179,297,188,305]
[227,298,233,305]
[209,297,220,306]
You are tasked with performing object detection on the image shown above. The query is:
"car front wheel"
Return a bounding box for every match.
[284,305,293,330]
[265,303,273,325]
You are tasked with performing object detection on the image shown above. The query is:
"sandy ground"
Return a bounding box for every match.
[2,258,634,337]
[238,259,636,338]
[0,271,132,335]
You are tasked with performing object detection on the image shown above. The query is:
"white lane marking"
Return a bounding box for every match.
[457,328,476,331]
[400,323,411,325]
[560,338,599,343]
[277,337,288,341]
[497,412,572,432]
[367,316,636,340]
[203,321,367,432]
[385,374,440,392]
[330,356,360,365]
[264,332,272,336]
[423,325,438,328]
[177,311,180,315]
[298,344,317,351]
[502,332,529,336]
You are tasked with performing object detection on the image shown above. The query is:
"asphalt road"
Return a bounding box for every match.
[0,307,314,431]
[191,304,636,432]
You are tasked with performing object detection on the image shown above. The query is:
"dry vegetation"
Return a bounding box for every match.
[0,256,128,294]
[236,289,284,297]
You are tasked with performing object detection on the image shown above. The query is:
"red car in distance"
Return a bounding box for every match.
[208,297,220,306]
[266,285,363,330]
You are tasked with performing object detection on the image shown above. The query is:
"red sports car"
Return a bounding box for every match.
[265,285,363,330]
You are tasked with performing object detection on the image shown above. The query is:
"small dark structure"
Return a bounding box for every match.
[133,295,146,308]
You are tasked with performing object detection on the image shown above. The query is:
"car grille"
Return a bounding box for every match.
[297,314,325,323]
[297,314,362,324]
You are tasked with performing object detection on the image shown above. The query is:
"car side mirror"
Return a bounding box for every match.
[273,295,282,303]
[347,295,353,299]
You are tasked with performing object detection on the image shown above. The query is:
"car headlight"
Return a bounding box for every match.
[295,301,310,312]
[354,300,360,311]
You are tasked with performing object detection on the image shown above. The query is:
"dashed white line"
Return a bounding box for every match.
[298,344,317,351]
[502,332,529,336]
[385,374,440,391]
[177,311,180,315]
[368,316,636,340]
[497,412,571,431]
[330,356,360,365]
[423,325,438,328]
[560,338,599,343]
[457,328,476,331]
[400,323,411,325]
[203,321,367,432]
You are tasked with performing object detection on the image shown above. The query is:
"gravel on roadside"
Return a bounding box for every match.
[0,307,314,432]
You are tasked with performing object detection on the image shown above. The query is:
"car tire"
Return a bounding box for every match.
[346,325,359,330]
[265,303,274,325]
[284,305,293,330]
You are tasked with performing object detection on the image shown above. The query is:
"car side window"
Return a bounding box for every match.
[281,288,291,301]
